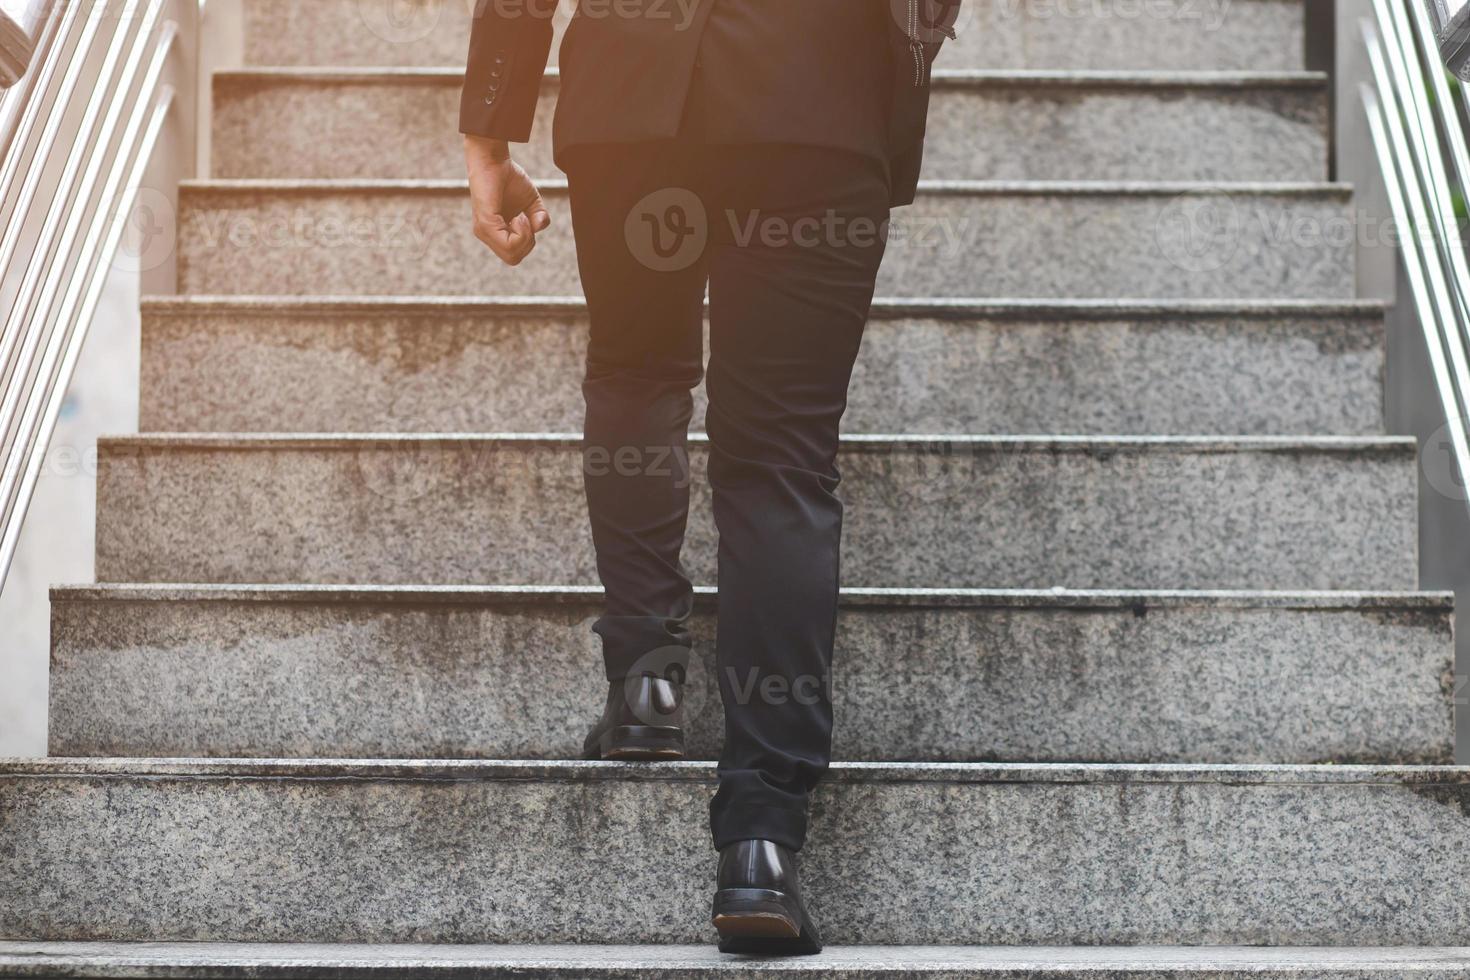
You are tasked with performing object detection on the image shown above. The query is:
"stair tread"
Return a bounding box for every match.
[138,295,1390,317]
[175,182,1355,300]
[4,941,1470,975]
[212,67,1328,183]
[213,66,1331,87]
[99,432,1416,451]
[8,758,1470,783]
[179,177,1353,194]
[137,295,1385,437]
[52,583,1453,609]
[51,583,1451,764]
[234,0,1309,74]
[11,756,1470,945]
[93,431,1417,589]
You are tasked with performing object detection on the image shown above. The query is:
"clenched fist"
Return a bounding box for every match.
[464,135,551,267]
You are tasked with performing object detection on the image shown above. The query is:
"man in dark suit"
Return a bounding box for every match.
[461,0,956,954]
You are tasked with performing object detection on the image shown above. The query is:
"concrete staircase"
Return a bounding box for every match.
[4,0,1470,976]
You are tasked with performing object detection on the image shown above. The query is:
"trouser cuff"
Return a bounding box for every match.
[603,644,691,683]
[710,804,808,853]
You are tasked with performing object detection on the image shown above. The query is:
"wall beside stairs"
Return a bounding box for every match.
[1333,0,1470,764]
[0,6,202,756]
[0,272,140,758]
[1386,260,1470,765]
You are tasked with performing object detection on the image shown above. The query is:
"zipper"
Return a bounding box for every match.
[906,0,958,88]
[908,0,924,86]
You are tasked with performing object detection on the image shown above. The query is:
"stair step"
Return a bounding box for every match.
[49,585,1453,764]
[6,942,1470,979]
[212,69,1328,183]
[93,434,1418,590]
[238,0,1307,72]
[5,758,1470,945]
[138,297,1387,436]
[175,180,1357,301]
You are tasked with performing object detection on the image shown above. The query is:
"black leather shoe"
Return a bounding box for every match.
[581,675,685,761]
[711,839,823,955]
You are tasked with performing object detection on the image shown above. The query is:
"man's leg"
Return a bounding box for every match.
[564,140,709,690]
[701,144,891,851]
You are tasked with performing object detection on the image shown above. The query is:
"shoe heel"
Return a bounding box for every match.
[711,887,802,940]
[600,725,685,761]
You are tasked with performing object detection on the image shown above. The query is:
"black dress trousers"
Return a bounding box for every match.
[563,77,891,852]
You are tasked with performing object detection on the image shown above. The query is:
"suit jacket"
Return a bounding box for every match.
[459,0,959,206]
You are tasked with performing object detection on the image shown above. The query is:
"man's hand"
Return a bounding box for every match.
[464,135,551,267]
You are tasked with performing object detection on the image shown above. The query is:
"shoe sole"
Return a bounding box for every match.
[711,888,802,940]
[585,725,686,762]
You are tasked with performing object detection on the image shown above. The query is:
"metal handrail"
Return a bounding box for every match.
[0,0,193,591]
[0,0,52,88]
[1361,3,1470,519]
[0,3,66,163]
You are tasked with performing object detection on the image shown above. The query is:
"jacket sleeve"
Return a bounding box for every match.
[459,0,557,142]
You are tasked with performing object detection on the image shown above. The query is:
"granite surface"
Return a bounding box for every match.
[923,72,1326,181]
[93,435,1419,590]
[240,0,567,69]
[48,585,1453,763]
[949,0,1305,72]
[30,0,1450,965]
[48,583,1458,610]
[174,181,1358,300]
[4,941,1470,979]
[210,69,1327,183]
[5,760,1470,945]
[238,0,1305,73]
[138,297,1386,436]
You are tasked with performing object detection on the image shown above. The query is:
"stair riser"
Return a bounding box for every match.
[138,305,1387,436]
[211,76,1328,182]
[176,186,1357,300]
[6,764,1470,945]
[48,592,1454,764]
[93,440,1418,590]
[240,0,1306,71]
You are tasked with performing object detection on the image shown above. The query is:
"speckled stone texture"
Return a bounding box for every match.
[174,182,1357,300]
[138,298,1388,436]
[6,941,1470,979]
[23,0,1458,966]
[92,436,1419,590]
[210,70,1328,183]
[240,0,567,69]
[48,586,1454,764]
[950,0,1306,71]
[6,759,1470,945]
[237,0,1305,72]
